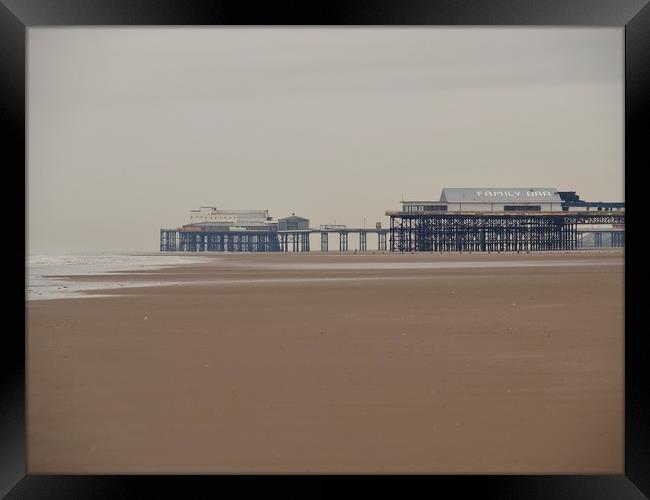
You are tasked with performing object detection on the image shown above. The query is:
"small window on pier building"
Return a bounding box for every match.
[404,204,448,212]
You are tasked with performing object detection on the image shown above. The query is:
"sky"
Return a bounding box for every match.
[28,28,623,253]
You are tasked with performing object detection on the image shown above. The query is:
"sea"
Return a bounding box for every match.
[26,253,210,301]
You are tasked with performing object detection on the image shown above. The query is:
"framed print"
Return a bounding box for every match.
[3,0,649,497]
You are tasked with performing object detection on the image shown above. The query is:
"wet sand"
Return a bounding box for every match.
[27,251,624,473]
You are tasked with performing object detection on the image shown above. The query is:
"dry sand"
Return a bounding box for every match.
[26,251,624,473]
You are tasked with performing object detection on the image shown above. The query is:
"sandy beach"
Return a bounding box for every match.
[26,251,624,473]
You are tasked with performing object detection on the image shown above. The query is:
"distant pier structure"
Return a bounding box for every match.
[160,207,388,252]
[278,215,310,252]
[160,207,282,252]
[386,188,625,252]
[160,189,624,253]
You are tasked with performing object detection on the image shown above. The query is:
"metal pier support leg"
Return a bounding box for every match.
[359,232,367,251]
[615,232,624,247]
[339,232,348,252]
[321,232,328,252]
[378,232,386,251]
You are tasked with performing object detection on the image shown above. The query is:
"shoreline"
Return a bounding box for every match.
[27,249,624,301]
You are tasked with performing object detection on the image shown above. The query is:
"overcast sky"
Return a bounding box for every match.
[28,28,623,253]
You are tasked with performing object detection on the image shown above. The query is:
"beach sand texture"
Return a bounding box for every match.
[27,251,624,473]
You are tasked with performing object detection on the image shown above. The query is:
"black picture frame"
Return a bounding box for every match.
[4,0,648,497]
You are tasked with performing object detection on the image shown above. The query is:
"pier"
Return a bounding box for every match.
[160,227,389,253]
[386,211,625,252]
[160,188,624,253]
